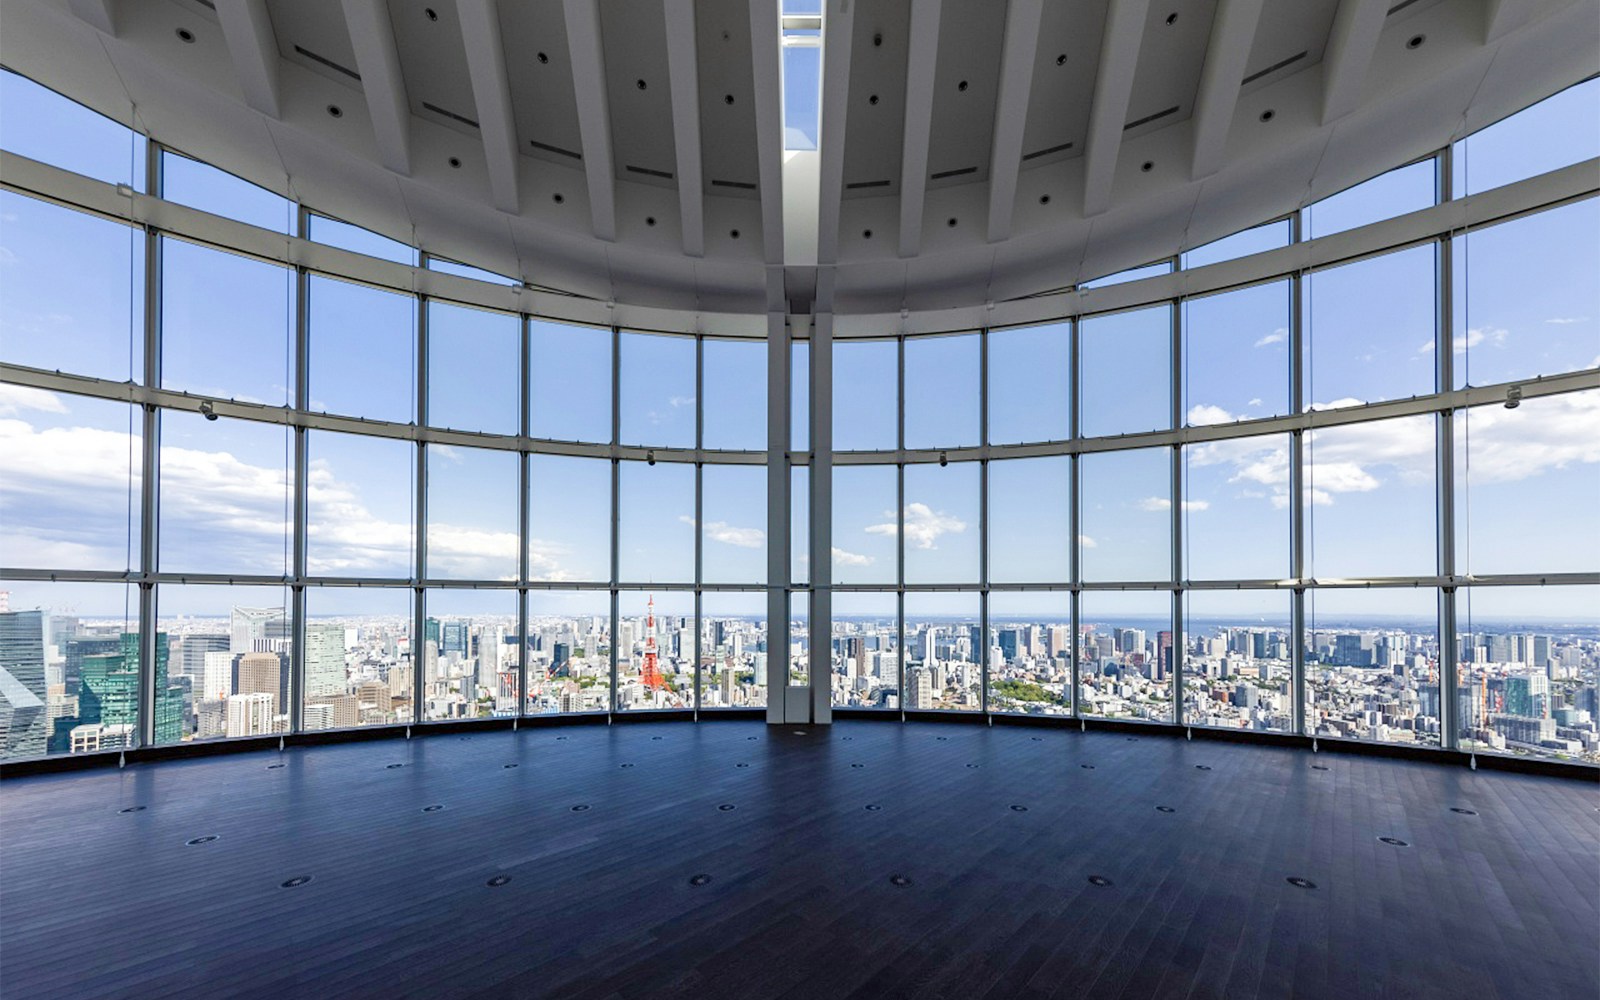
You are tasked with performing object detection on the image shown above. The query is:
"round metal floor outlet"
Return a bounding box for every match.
[842,736,854,741]
[280,876,312,889]
[651,736,663,741]
[486,875,512,887]
[1450,807,1477,815]
[118,806,145,814]
[1009,805,1028,813]
[1156,806,1176,813]
[736,762,750,768]
[266,763,285,769]
[746,736,758,741]
[718,804,736,812]
[570,804,590,812]
[503,763,518,769]
[1080,764,1095,770]
[689,874,713,887]
[851,763,864,769]
[385,763,405,769]
[966,763,980,769]
[889,874,912,887]
[422,805,444,813]
[1378,837,1409,847]
[865,804,883,811]
[1286,877,1317,889]
[1087,875,1113,887]
[1194,765,1212,771]
[936,736,948,741]
[556,736,568,741]
[185,835,219,846]
[1126,737,1139,742]
[1030,737,1043,742]
[619,763,634,768]
[1311,764,1329,770]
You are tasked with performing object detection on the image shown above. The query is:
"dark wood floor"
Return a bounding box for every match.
[2,720,1595,1000]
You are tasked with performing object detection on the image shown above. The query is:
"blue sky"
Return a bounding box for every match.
[0,70,1595,620]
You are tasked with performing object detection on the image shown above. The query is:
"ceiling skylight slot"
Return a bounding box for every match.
[780,1,823,151]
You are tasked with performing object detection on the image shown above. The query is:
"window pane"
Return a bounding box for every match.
[903,462,978,585]
[703,338,766,451]
[0,389,139,572]
[426,257,519,285]
[528,454,610,583]
[1183,280,1290,424]
[988,591,1072,716]
[904,592,980,712]
[304,586,414,728]
[1453,200,1599,388]
[161,238,293,405]
[526,590,610,715]
[158,410,292,575]
[831,591,898,709]
[618,460,695,583]
[305,429,414,579]
[619,331,695,448]
[1182,590,1291,733]
[156,584,290,744]
[792,340,809,452]
[1182,434,1290,581]
[1303,159,1436,239]
[1305,244,1437,409]
[832,465,898,584]
[1457,584,1599,764]
[307,275,416,423]
[1456,392,1599,576]
[1453,79,1600,197]
[904,334,978,449]
[617,590,693,710]
[833,340,897,451]
[1078,591,1174,722]
[1082,259,1172,289]
[790,592,810,686]
[161,152,291,233]
[425,445,518,581]
[1306,587,1440,747]
[308,213,417,265]
[1,192,142,382]
[700,592,767,709]
[1080,305,1172,437]
[988,456,1071,584]
[782,43,820,150]
[988,323,1071,445]
[1181,219,1290,269]
[1080,448,1171,582]
[0,70,142,187]
[701,464,767,584]
[1307,414,1435,579]
[422,589,519,721]
[530,320,610,443]
[0,580,137,760]
[791,465,809,586]
[426,302,519,434]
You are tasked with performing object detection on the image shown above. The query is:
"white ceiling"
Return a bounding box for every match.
[0,0,1594,319]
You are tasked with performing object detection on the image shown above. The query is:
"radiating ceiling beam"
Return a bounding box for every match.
[814,0,855,264]
[1482,0,1525,43]
[897,0,942,258]
[1321,0,1389,125]
[214,0,282,119]
[749,0,785,265]
[1082,0,1151,217]
[985,0,1043,244]
[340,0,412,175]
[1190,0,1265,180]
[664,0,704,257]
[456,0,520,214]
[66,0,117,35]
[563,0,616,241]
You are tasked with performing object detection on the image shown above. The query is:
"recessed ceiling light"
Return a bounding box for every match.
[637,79,647,90]
[327,104,343,118]
[553,193,564,204]
[448,157,461,168]
[1407,34,1426,49]
[863,229,873,239]
[957,80,969,92]
[176,28,195,43]
[425,7,438,21]
[537,52,549,64]
[730,229,741,239]
[947,217,958,227]
[1056,53,1067,66]
[1040,194,1051,205]
[869,94,879,106]
[1166,12,1178,25]
[725,94,735,105]
[1259,109,1275,123]
[873,33,883,47]
[646,216,656,227]
[1141,160,1154,172]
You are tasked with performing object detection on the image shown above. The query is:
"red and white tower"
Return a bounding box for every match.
[640,594,665,690]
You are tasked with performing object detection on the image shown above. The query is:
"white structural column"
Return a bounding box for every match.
[749,0,786,267]
[340,0,413,176]
[897,0,943,258]
[663,0,705,257]
[766,311,792,723]
[563,0,617,241]
[1082,0,1151,217]
[214,0,282,119]
[1189,0,1265,180]
[808,312,833,724]
[986,0,1044,244]
[814,0,855,264]
[456,0,521,214]
[1321,0,1390,125]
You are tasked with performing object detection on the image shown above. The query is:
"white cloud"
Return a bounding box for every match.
[1455,391,1600,485]
[1246,398,1263,408]
[1136,497,1209,512]
[1447,327,1509,354]
[866,502,966,549]
[1253,328,1287,348]
[431,444,463,464]
[1078,535,1097,549]
[1546,317,1588,325]
[832,547,873,567]
[1186,404,1235,426]
[668,395,696,409]
[0,384,68,417]
[679,515,764,548]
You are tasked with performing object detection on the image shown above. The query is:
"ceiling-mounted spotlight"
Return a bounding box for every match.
[939,452,949,468]
[199,401,218,422]
[1504,385,1522,410]
[647,450,657,466]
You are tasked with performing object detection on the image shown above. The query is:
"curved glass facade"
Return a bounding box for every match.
[2,69,1595,766]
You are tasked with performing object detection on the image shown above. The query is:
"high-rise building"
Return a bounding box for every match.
[231,606,287,654]
[0,610,49,759]
[304,623,347,698]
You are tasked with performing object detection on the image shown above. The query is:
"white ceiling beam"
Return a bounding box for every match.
[897,0,942,258]
[562,0,616,241]
[748,0,785,266]
[985,0,1044,244]
[214,0,282,119]
[1321,0,1389,125]
[1483,0,1529,43]
[663,0,704,257]
[1190,0,1265,180]
[340,0,412,175]
[815,0,855,264]
[66,0,117,35]
[1082,0,1151,217]
[456,0,520,214]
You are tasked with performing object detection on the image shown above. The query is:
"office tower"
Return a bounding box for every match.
[231,606,286,655]
[304,622,347,698]
[0,610,49,759]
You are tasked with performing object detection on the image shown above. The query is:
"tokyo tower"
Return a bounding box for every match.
[640,594,665,690]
